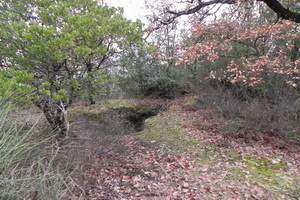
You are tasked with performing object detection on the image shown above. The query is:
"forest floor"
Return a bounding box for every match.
[61,95,300,200]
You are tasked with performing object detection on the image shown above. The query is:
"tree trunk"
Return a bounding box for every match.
[36,99,69,135]
[89,94,96,105]
[86,62,96,105]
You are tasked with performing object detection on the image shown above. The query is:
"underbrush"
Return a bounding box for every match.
[0,102,70,199]
[197,85,300,144]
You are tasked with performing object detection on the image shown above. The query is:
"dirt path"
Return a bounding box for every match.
[63,98,300,200]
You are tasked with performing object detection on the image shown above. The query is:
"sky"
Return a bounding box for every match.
[106,0,227,25]
[107,0,149,22]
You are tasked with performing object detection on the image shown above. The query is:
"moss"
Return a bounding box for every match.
[243,156,286,171]
[287,132,300,139]
[131,103,155,113]
[232,153,242,160]
[137,108,243,164]
[68,107,108,123]
[221,154,297,198]
[181,97,199,111]
[82,111,108,122]
[68,100,161,132]
[105,99,134,109]
[136,108,291,193]
[247,167,277,180]
[183,97,198,107]
[136,111,199,153]
[241,155,289,188]
[68,100,136,123]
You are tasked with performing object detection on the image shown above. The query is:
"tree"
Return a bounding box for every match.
[150,0,300,24]
[176,2,300,99]
[0,0,143,134]
[117,21,190,99]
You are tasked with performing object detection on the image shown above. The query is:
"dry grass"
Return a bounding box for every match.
[0,102,70,200]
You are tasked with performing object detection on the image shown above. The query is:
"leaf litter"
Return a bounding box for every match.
[63,97,300,200]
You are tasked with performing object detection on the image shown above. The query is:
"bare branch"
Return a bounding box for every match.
[259,0,300,23]
[161,0,300,24]
[162,0,236,24]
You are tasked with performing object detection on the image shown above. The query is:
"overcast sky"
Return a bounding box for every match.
[108,0,149,22]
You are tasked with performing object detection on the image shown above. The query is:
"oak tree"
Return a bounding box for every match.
[176,2,300,99]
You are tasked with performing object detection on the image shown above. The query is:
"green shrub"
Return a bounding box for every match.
[141,77,188,99]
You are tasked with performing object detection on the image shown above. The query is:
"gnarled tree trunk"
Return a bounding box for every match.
[36,99,69,135]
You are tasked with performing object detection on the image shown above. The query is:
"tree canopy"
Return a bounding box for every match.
[0,0,144,133]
